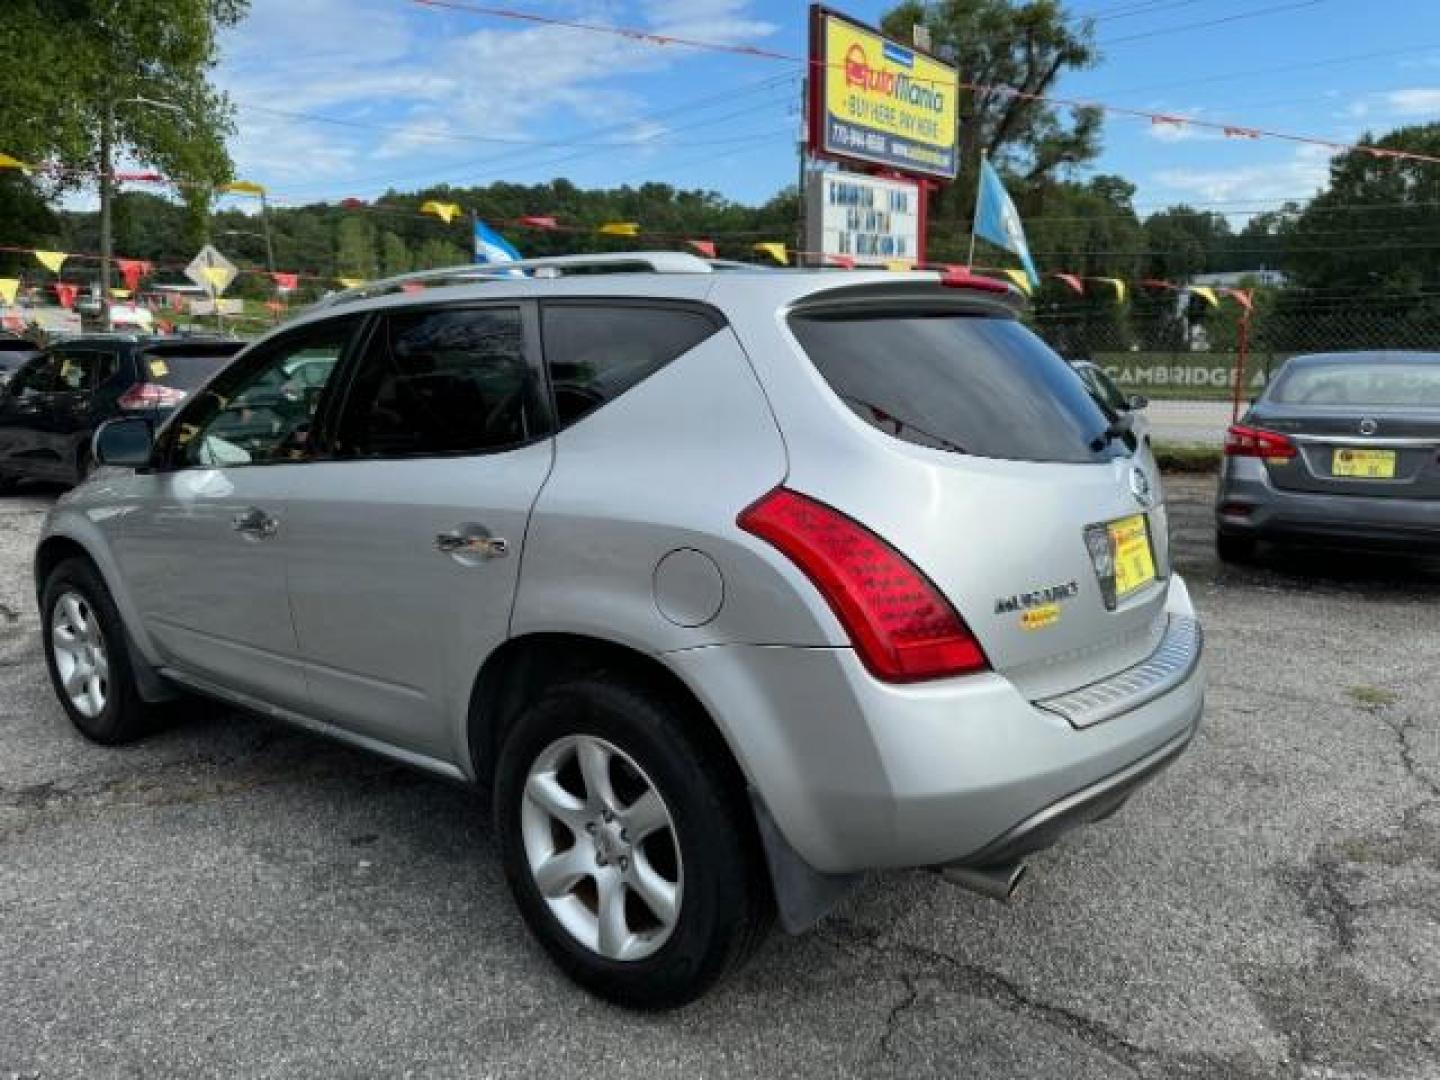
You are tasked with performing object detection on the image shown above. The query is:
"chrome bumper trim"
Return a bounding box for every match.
[1034,614,1202,729]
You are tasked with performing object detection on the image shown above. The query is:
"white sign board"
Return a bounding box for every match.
[806,171,920,265]
[184,244,238,295]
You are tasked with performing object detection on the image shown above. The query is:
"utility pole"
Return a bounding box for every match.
[796,76,808,267]
[98,92,115,323]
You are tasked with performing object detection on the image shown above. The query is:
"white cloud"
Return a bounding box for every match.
[216,0,781,200]
[1383,87,1440,117]
[1148,143,1335,205]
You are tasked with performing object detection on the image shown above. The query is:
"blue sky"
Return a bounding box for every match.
[214,0,1440,221]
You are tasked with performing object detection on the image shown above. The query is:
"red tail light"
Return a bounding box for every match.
[738,488,988,682]
[1224,424,1296,460]
[118,382,187,410]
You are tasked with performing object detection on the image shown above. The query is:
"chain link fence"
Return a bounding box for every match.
[1030,299,1440,402]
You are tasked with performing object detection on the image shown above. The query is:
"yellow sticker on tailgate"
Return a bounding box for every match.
[1109,514,1156,599]
[148,358,169,378]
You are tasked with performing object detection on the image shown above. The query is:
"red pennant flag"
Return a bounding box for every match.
[519,215,559,230]
[1052,273,1085,295]
[686,239,716,258]
[114,170,165,183]
[1141,278,1177,291]
[271,272,299,291]
[1223,287,1254,313]
[53,282,79,309]
[400,283,426,294]
[117,258,151,293]
[825,254,856,269]
[341,197,367,209]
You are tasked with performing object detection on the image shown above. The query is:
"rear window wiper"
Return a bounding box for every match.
[1089,411,1134,452]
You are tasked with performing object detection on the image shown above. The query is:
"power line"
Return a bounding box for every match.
[1101,0,1326,47]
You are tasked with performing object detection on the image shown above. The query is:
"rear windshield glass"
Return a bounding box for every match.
[1270,360,1440,407]
[138,350,238,390]
[789,312,1128,464]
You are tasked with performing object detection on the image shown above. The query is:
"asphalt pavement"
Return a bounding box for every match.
[2,477,1438,1078]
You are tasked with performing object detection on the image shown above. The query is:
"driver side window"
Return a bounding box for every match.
[171,317,359,467]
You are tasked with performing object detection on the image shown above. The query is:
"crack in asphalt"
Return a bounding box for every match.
[817,915,1280,1079]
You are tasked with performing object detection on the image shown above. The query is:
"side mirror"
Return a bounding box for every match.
[93,417,154,468]
[1127,393,1149,411]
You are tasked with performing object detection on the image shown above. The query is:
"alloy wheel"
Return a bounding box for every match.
[520,734,683,962]
[50,591,109,719]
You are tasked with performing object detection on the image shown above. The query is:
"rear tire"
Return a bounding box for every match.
[41,557,152,745]
[1216,531,1257,564]
[494,676,772,1009]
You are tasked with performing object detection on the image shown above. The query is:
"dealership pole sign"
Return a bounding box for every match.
[806,171,920,266]
[808,6,959,180]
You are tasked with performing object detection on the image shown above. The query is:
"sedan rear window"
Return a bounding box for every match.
[1269,360,1440,407]
[789,312,1127,464]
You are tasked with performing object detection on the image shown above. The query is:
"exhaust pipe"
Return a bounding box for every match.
[939,862,1029,903]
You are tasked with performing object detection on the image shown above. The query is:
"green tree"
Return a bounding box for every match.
[879,0,1102,243]
[0,1,246,182]
[335,215,378,280]
[380,231,412,277]
[1281,124,1440,296]
[1141,206,1232,281]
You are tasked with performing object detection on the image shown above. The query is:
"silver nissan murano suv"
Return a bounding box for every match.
[35,253,1204,1008]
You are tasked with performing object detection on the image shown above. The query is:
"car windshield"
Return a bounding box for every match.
[1269,359,1440,407]
[789,311,1129,464]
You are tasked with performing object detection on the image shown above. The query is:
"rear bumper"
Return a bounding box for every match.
[665,575,1204,875]
[1217,458,1440,552]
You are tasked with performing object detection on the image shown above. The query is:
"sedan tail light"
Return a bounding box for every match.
[738,487,988,682]
[1224,424,1296,460]
[118,382,188,410]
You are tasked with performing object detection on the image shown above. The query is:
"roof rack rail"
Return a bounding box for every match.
[312,251,716,309]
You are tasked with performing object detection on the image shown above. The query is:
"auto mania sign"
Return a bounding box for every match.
[810,7,959,180]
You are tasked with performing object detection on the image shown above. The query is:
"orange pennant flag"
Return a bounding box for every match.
[686,239,716,258]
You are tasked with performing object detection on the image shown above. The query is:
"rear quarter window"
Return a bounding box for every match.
[788,311,1127,464]
[541,303,720,429]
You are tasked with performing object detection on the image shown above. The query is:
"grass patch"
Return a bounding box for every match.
[1153,441,1220,474]
[1346,685,1398,710]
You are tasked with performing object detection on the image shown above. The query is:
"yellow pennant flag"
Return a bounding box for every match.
[200,265,230,292]
[220,180,267,197]
[1000,268,1033,295]
[1190,286,1220,308]
[421,200,461,224]
[34,250,67,274]
[883,259,914,272]
[599,221,640,237]
[752,242,788,265]
[1093,277,1127,303]
[0,278,19,304]
[336,277,366,289]
[0,152,33,172]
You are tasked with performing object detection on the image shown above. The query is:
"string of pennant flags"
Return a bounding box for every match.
[0,236,1255,316]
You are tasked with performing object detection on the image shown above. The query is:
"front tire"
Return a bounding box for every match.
[41,557,151,744]
[494,676,771,1009]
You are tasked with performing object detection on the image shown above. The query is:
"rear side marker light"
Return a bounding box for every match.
[1224,424,1295,461]
[118,382,188,409]
[738,487,989,682]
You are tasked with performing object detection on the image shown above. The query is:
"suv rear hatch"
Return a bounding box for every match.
[122,340,246,411]
[780,300,1172,698]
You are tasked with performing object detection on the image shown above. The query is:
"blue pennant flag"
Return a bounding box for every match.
[974,158,1039,289]
[473,219,522,266]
